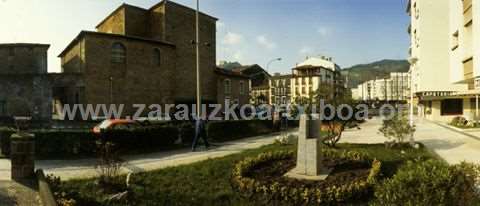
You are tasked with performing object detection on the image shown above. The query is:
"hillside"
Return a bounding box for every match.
[341,59,409,88]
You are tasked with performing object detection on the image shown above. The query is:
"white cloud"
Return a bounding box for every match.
[232,51,244,61]
[256,35,277,50]
[299,46,313,54]
[222,32,243,45]
[317,27,329,37]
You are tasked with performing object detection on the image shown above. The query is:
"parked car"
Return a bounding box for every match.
[92,119,142,135]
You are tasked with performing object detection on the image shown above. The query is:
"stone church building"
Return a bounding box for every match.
[58,1,218,115]
[0,1,250,120]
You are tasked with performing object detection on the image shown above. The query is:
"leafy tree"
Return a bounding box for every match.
[313,84,362,148]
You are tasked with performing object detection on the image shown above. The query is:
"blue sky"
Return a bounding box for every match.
[0,0,409,74]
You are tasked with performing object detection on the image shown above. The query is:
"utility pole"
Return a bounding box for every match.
[195,0,201,119]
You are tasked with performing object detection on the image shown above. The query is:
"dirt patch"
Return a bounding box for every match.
[247,157,371,190]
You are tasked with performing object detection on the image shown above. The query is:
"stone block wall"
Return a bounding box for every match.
[10,133,35,180]
[216,73,250,108]
[83,34,176,115]
[164,2,217,103]
[96,7,126,35]
[0,44,48,75]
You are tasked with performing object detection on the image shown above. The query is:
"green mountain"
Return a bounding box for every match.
[341,59,410,88]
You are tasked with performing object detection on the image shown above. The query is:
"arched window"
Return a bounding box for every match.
[111,43,126,64]
[153,48,161,66]
[224,79,231,94]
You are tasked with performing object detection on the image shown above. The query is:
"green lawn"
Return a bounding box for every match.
[52,143,439,206]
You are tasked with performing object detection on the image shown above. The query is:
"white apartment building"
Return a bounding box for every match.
[352,72,410,102]
[290,56,345,103]
[407,0,473,122]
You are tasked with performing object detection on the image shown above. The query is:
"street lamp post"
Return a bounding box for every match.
[266,58,282,73]
[195,0,201,120]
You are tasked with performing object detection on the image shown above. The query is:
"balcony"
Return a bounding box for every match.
[463,57,474,80]
[464,0,473,26]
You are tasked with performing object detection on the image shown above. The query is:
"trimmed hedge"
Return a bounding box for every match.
[372,160,480,206]
[232,150,382,205]
[207,120,273,141]
[0,120,277,158]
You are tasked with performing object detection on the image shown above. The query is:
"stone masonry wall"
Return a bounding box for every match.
[0,45,48,74]
[164,3,217,103]
[83,34,176,115]
[216,74,250,108]
[97,7,126,35]
[61,39,85,74]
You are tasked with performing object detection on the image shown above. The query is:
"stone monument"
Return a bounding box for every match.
[285,114,330,180]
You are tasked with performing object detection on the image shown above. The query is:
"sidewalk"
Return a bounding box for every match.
[0,180,41,206]
[33,131,295,180]
[341,117,480,165]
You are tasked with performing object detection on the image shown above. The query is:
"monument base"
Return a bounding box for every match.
[284,167,332,181]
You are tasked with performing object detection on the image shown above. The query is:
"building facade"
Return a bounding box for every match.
[58,1,218,116]
[269,73,292,105]
[215,68,250,109]
[232,64,271,105]
[407,0,479,122]
[352,72,410,102]
[291,56,344,103]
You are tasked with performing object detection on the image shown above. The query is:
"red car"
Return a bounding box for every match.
[92,119,141,135]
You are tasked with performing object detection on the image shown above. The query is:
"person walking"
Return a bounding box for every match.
[192,117,210,152]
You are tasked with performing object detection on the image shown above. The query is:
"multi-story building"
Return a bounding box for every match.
[214,68,250,108]
[269,73,292,105]
[291,56,344,103]
[352,72,410,102]
[58,1,218,116]
[447,0,480,120]
[407,0,477,122]
[232,64,271,105]
[390,72,411,101]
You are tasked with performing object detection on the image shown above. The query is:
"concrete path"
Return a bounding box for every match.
[341,117,480,165]
[0,180,41,206]
[31,131,294,180]
[0,160,10,181]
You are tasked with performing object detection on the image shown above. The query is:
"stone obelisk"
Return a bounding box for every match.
[286,114,330,180]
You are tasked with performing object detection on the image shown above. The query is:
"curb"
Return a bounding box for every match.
[36,169,57,206]
[428,121,480,142]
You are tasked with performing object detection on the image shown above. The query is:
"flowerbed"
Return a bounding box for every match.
[232,150,381,205]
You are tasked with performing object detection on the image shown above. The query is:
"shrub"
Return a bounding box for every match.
[95,141,124,186]
[450,116,479,128]
[207,120,273,142]
[0,120,277,158]
[450,116,468,127]
[379,114,415,144]
[274,134,297,145]
[372,160,480,206]
[34,130,97,157]
[232,150,382,205]
[101,125,179,151]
